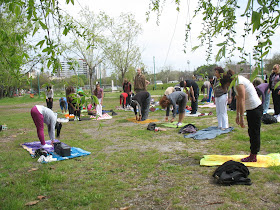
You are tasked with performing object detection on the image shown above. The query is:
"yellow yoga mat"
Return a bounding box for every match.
[127,118,158,124]
[200,153,280,168]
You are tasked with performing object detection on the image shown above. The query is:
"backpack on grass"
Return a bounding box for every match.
[212,160,252,185]
[147,123,156,131]
[261,114,277,124]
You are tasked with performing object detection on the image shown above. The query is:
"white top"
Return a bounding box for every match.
[36,105,57,140]
[234,75,261,110]
[45,89,54,99]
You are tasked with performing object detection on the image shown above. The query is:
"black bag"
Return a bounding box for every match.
[147,122,156,131]
[178,124,198,134]
[54,142,71,157]
[261,114,277,124]
[213,160,252,185]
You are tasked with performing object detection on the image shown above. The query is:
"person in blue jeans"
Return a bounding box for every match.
[59,97,68,113]
[253,79,270,114]
[131,91,151,121]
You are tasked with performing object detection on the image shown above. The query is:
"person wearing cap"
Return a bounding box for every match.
[130,91,151,121]
[31,105,62,149]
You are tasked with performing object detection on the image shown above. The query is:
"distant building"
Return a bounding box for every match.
[58,59,88,78]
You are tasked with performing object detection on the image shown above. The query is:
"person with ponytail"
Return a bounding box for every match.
[221,70,263,162]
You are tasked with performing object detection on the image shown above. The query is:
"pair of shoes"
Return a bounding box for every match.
[208,112,213,116]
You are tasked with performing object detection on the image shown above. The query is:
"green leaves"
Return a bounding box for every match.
[274,81,280,90]
[250,66,260,82]
[252,11,261,32]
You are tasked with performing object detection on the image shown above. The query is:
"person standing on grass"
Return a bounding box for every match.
[45,86,54,110]
[179,79,199,114]
[159,91,188,127]
[93,84,104,117]
[253,79,270,114]
[213,67,229,130]
[131,91,151,121]
[221,70,262,162]
[123,78,132,106]
[134,68,150,94]
[31,105,62,149]
[269,64,280,117]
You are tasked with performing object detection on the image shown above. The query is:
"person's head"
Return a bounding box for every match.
[77,89,84,96]
[96,84,100,90]
[220,70,235,89]
[120,94,124,100]
[252,78,263,87]
[124,78,128,83]
[66,86,75,96]
[179,81,186,88]
[159,95,171,109]
[214,67,224,79]
[60,99,66,107]
[272,64,280,74]
[136,68,142,75]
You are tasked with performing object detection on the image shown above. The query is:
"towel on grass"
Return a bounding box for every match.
[90,113,112,120]
[127,118,158,124]
[198,102,216,108]
[184,126,234,140]
[185,112,210,117]
[57,118,69,123]
[21,140,91,161]
[161,122,190,128]
[200,153,280,168]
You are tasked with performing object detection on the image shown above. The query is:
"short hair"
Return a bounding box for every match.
[159,95,170,108]
[208,75,213,80]
[252,78,263,87]
[179,81,185,87]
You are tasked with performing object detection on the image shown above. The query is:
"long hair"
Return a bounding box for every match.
[272,64,280,74]
[66,86,75,96]
[214,66,224,76]
[93,84,100,96]
[159,95,170,108]
[220,70,235,89]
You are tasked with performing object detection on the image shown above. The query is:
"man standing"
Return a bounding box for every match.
[180,79,199,114]
[134,68,150,93]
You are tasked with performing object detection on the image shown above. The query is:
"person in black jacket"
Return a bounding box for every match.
[269,64,280,116]
[131,91,151,121]
[180,79,199,114]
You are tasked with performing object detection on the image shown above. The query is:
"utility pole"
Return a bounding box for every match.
[153,56,156,90]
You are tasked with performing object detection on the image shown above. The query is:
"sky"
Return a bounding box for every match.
[59,0,280,74]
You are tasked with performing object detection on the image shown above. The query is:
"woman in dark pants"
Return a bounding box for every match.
[269,64,280,116]
[221,70,262,162]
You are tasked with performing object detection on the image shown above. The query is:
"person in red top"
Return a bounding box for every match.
[120,92,128,108]
[123,79,132,106]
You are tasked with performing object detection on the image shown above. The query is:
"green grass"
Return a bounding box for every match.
[0,92,279,209]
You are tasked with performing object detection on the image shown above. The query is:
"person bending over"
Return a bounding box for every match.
[59,97,68,113]
[130,91,151,121]
[159,91,188,127]
[221,70,262,162]
[31,105,62,149]
[120,92,128,108]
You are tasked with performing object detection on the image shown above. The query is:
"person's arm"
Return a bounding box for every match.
[235,84,245,128]
[165,105,170,121]
[190,86,195,102]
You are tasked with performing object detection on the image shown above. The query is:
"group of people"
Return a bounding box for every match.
[31,65,280,163]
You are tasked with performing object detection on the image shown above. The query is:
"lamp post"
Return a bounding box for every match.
[37,71,40,97]
[258,38,265,80]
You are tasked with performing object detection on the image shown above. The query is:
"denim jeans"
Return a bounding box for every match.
[263,90,270,114]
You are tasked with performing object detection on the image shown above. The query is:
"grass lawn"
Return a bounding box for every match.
[0,91,279,209]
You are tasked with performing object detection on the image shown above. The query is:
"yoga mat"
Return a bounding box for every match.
[57,118,69,123]
[185,112,210,117]
[127,118,158,124]
[184,126,234,140]
[161,122,190,128]
[21,140,91,162]
[198,102,216,108]
[90,113,112,120]
[200,153,280,168]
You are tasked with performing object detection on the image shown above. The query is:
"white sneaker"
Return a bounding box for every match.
[40,144,52,149]
[177,122,183,127]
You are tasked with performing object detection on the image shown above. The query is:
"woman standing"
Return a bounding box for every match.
[269,64,280,116]
[45,86,54,110]
[213,67,229,130]
[221,70,262,162]
[93,84,104,117]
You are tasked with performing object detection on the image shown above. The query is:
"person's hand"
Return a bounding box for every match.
[170,118,174,123]
[51,140,54,146]
[46,99,49,102]
[165,117,168,122]
[135,115,139,121]
[239,116,245,128]
[138,115,142,121]
[192,97,196,102]
[278,90,280,95]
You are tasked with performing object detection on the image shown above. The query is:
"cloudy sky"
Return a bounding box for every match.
[60,0,280,73]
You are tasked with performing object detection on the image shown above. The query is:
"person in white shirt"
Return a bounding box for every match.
[221,70,263,162]
[45,86,54,110]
